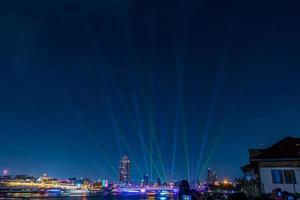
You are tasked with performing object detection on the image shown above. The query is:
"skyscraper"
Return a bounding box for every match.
[207,168,217,185]
[157,177,162,186]
[119,155,130,183]
[143,174,149,185]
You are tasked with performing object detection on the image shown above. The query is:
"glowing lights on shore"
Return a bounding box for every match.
[140,188,146,193]
[222,179,229,185]
[102,180,108,187]
[3,169,8,176]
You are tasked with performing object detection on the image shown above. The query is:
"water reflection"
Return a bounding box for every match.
[0,195,176,200]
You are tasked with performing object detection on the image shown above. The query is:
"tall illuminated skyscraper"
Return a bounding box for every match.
[207,168,217,185]
[119,155,130,183]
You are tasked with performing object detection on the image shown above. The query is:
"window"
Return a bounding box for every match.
[284,170,296,184]
[271,169,297,184]
[271,170,284,184]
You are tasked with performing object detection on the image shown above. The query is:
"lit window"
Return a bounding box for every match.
[284,170,296,184]
[271,170,283,184]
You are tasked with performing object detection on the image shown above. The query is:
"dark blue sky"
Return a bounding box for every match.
[0,0,300,182]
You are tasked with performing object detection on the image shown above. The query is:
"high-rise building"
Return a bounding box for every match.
[143,174,149,185]
[119,155,130,183]
[207,168,217,185]
[157,177,162,186]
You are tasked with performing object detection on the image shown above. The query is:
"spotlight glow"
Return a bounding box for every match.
[3,169,8,176]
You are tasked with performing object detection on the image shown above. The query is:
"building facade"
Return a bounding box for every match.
[119,155,130,183]
[143,174,149,185]
[207,168,217,185]
[242,136,300,194]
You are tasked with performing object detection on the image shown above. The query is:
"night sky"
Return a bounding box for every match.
[1,0,300,182]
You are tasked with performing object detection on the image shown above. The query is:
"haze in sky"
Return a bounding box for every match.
[0,0,300,181]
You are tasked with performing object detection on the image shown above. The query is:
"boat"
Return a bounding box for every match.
[67,189,89,196]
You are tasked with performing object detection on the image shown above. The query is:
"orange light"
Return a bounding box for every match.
[223,179,228,185]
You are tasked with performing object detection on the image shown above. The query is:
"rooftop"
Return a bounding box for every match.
[251,136,300,160]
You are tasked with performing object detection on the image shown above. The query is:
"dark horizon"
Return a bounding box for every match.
[1,0,300,182]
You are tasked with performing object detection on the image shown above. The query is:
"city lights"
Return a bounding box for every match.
[2,169,8,176]
[0,0,298,199]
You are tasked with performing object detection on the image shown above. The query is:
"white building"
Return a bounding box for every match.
[242,136,300,194]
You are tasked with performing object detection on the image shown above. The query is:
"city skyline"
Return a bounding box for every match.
[0,154,226,184]
[1,0,300,182]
